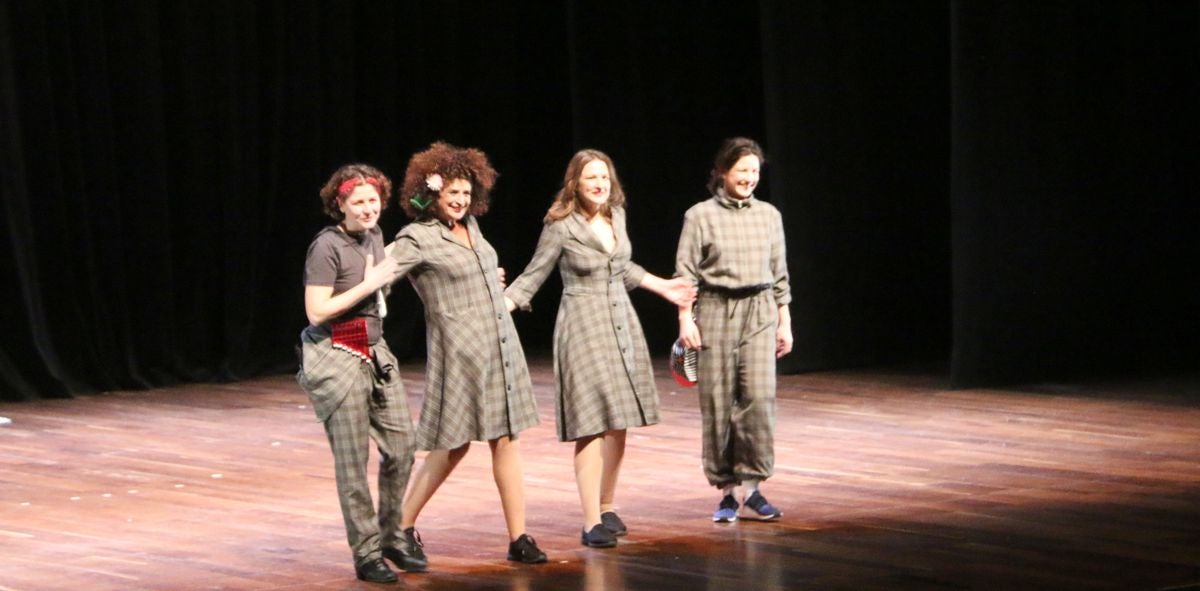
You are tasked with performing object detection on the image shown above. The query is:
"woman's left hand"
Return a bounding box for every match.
[497,267,507,289]
[775,324,793,358]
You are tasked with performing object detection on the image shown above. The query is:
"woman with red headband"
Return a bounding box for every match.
[297,163,421,583]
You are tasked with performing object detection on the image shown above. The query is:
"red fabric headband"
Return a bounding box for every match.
[337,176,381,197]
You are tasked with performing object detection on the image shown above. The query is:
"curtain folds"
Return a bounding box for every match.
[2,2,1196,400]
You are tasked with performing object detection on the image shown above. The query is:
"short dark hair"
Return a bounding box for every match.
[708,137,766,194]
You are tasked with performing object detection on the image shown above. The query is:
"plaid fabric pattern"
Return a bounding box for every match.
[693,291,778,486]
[391,216,539,450]
[675,190,790,488]
[507,208,660,441]
[297,328,415,564]
[674,189,791,306]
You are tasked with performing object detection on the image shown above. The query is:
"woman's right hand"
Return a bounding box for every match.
[363,254,398,291]
[661,277,698,307]
[679,315,703,350]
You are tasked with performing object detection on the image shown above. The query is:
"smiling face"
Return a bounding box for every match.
[576,159,611,213]
[436,177,473,224]
[338,184,382,232]
[722,154,760,200]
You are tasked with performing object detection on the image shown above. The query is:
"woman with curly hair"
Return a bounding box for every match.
[297,163,419,583]
[504,149,695,548]
[386,142,547,565]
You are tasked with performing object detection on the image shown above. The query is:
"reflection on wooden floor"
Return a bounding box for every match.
[2,358,1198,590]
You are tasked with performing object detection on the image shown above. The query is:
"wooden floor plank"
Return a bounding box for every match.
[1,360,1198,590]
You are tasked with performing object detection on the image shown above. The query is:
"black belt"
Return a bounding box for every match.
[700,283,771,299]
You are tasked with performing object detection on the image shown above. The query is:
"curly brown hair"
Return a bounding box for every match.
[545,149,627,223]
[400,142,498,220]
[318,163,393,220]
[707,137,766,195]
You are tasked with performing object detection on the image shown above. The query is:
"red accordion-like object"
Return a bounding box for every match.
[331,318,371,363]
[669,339,698,388]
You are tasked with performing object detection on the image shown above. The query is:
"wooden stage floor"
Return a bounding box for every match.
[2,358,1198,590]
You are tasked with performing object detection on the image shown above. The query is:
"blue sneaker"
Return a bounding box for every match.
[739,490,782,521]
[712,495,739,523]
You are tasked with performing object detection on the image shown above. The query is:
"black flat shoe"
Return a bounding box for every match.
[506,533,548,563]
[383,527,428,572]
[581,524,617,548]
[600,511,628,536]
[355,558,397,583]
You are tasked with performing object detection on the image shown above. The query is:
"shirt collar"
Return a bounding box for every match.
[714,187,755,210]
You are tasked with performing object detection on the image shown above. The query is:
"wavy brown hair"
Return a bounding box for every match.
[707,137,766,195]
[318,163,393,220]
[545,149,626,223]
[399,142,498,220]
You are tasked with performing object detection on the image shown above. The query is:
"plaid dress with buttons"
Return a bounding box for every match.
[675,190,791,488]
[506,208,660,441]
[391,216,539,451]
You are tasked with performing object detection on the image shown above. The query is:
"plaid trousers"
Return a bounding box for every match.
[298,327,415,566]
[694,290,777,488]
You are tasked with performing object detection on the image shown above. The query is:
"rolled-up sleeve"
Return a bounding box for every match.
[769,211,791,305]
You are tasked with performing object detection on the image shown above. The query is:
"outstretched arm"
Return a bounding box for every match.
[505,223,564,313]
[638,273,696,307]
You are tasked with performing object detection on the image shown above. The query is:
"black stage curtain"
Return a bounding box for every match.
[2,2,1197,400]
[948,2,1199,386]
[0,1,577,399]
[762,1,953,374]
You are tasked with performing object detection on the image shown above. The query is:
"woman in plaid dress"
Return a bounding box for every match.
[505,149,695,548]
[675,138,793,523]
[297,163,419,583]
[386,142,547,565]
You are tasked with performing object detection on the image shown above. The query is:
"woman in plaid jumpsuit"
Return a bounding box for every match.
[505,149,695,548]
[675,138,794,523]
[387,142,547,565]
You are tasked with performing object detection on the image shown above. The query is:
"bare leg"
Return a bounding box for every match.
[489,436,528,540]
[599,429,626,513]
[574,434,603,528]
[400,444,469,529]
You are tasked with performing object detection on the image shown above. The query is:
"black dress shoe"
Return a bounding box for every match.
[581,524,617,548]
[600,511,628,536]
[355,558,397,583]
[506,533,548,563]
[383,527,428,572]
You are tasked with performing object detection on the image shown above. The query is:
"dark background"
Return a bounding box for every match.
[2,1,1196,401]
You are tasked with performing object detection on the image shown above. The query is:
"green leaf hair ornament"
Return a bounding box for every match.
[410,193,431,210]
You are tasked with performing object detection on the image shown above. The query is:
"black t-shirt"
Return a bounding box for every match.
[303,225,385,343]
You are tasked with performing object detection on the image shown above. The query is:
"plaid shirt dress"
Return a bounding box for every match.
[390,216,539,451]
[506,207,661,441]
